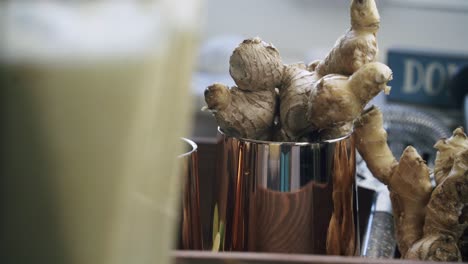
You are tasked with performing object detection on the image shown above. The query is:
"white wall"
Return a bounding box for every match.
[200,0,468,63]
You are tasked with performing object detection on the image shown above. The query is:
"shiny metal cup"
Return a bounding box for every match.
[178,138,203,250]
[212,130,359,255]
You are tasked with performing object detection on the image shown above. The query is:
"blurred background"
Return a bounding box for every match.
[192,0,468,138]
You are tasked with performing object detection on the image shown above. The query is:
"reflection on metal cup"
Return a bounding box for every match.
[212,129,359,255]
[178,138,203,250]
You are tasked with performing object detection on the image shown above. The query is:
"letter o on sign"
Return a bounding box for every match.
[424,62,446,96]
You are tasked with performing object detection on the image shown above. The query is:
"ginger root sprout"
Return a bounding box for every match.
[316,0,380,77]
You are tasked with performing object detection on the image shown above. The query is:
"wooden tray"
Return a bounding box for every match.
[173,251,442,264]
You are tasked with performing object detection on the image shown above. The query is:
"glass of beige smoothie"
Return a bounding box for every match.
[1,1,202,264]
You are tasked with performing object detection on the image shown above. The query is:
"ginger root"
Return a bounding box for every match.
[204,37,282,140]
[278,63,320,141]
[204,83,277,140]
[406,149,468,261]
[206,58,392,141]
[426,147,468,239]
[204,0,389,142]
[355,108,468,260]
[229,37,284,91]
[389,146,433,256]
[405,234,462,262]
[354,106,397,185]
[307,62,392,131]
[433,127,468,185]
[354,106,433,257]
[277,61,391,141]
[316,0,380,77]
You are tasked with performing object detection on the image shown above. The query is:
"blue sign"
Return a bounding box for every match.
[387,48,468,108]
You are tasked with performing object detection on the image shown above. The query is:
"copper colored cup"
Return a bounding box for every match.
[211,129,359,255]
[178,138,203,250]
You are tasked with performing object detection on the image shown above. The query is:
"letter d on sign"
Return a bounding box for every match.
[403,59,424,94]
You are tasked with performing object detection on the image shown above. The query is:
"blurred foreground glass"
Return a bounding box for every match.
[0,1,202,264]
[212,130,359,255]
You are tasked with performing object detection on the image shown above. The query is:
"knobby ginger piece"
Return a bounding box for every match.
[307,62,392,131]
[204,83,277,140]
[389,146,433,256]
[229,37,284,91]
[405,234,461,262]
[316,0,380,76]
[433,127,468,185]
[406,149,468,261]
[278,63,320,141]
[354,106,397,185]
[426,145,468,239]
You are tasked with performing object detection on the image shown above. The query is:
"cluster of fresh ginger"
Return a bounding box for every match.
[355,106,468,261]
[203,0,392,142]
[203,0,468,260]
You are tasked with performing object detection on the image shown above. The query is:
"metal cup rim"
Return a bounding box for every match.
[178,137,198,158]
[217,127,352,146]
